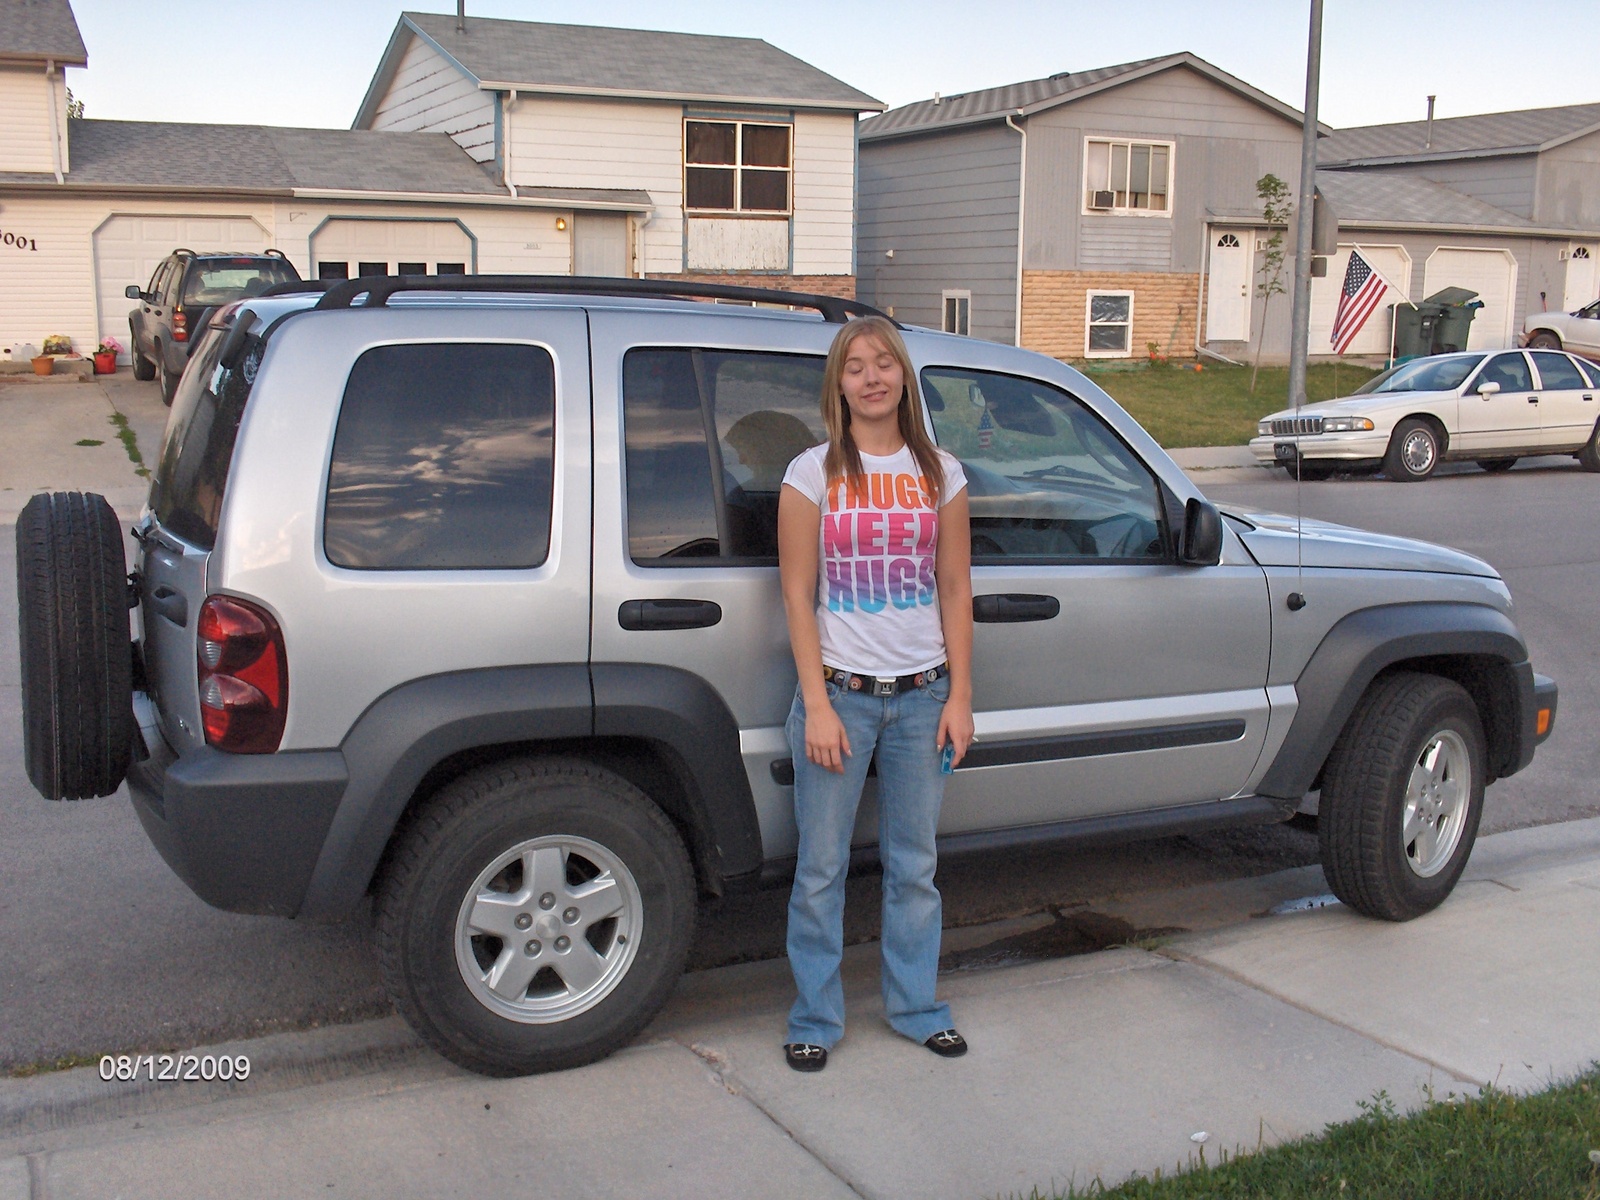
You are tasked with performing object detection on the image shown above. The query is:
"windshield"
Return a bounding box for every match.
[1353,355,1484,395]
[183,258,300,306]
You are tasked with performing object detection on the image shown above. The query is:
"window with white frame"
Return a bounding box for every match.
[1085,291,1133,357]
[685,120,792,214]
[1084,138,1173,214]
[942,290,971,336]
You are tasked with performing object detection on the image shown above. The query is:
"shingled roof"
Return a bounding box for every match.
[354,13,881,128]
[861,52,1318,142]
[0,0,86,65]
[1319,103,1600,165]
[0,119,509,195]
[1313,169,1539,233]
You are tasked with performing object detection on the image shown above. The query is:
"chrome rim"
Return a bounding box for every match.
[454,835,642,1024]
[1401,428,1437,475]
[1401,729,1471,878]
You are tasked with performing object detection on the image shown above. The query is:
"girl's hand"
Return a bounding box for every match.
[937,696,975,768]
[806,703,852,774]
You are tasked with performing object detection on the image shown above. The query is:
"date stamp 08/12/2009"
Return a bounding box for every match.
[99,1054,251,1082]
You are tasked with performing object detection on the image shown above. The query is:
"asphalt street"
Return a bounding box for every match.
[0,380,1594,1073]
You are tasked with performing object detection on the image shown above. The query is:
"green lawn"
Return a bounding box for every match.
[1030,1067,1600,1199]
[1079,362,1384,449]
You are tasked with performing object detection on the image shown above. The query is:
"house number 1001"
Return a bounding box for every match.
[1,230,39,251]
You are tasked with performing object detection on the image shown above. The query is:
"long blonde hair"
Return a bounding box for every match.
[819,316,944,508]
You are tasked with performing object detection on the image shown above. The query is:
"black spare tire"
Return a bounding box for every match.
[16,492,135,800]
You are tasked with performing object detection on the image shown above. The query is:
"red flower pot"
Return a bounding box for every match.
[94,351,117,375]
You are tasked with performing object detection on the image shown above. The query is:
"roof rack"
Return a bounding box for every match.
[311,274,898,326]
[258,279,337,298]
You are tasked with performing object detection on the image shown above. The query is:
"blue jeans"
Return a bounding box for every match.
[784,675,953,1048]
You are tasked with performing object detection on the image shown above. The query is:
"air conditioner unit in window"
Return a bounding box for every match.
[1089,190,1115,210]
[1558,249,1571,261]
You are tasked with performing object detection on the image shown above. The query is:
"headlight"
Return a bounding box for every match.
[1257,420,1273,436]
[1321,417,1375,433]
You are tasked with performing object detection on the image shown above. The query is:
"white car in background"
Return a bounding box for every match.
[1523,301,1600,359]
[1248,349,1600,481]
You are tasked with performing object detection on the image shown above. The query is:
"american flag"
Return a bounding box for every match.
[1330,250,1388,353]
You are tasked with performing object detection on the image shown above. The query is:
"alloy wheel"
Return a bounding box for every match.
[1401,729,1471,878]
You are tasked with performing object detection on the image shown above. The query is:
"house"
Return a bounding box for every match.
[0,2,881,363]
[858,55,1600,363]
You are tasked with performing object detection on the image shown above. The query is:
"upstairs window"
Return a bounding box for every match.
[1084,138,1173,215]
[685,120,792,214]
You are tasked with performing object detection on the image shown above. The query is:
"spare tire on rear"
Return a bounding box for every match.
[16,492,135,800]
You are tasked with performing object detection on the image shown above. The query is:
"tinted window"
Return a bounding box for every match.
[1473,352,1532,393]
[1531,351,1587,390]
[1577,357,1600,388]
[1355,355,1484,394]
[324,343,556,570]
[150,326,261,549]
[623,348,824,563]
[183,259,299,305]
[923,367,1165,561]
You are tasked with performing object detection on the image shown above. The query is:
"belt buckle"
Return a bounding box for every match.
[873,676,897,697]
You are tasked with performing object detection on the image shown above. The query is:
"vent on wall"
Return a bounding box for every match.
[1089,190,1115,210]
[1559,249,1571,261]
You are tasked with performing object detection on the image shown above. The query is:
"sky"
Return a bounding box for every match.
[63,1,1600,132]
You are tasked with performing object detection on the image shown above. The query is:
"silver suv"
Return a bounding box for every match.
[16,277,1558,1077]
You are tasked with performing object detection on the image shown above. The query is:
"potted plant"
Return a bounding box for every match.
[94,337,122,375]
[31,353,54,376]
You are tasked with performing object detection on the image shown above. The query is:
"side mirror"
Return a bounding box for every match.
[125,285,144,300]
[1178,497,1223,567]
[1477,380,1501,397]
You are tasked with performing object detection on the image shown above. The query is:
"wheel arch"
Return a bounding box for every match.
[298,663,761,920]
[1256,602,1536,801]
[1400,411,1450,451]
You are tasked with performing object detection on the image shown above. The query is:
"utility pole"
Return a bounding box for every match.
[1286,0,1323,413]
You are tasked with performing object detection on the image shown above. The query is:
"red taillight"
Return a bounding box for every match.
[196,595,287,753]
[173,308,188,342]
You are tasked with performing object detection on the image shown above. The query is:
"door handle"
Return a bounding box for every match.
[150,585,187,627]
[1584,394,1594,402]
[617,598,722,631]
[973,593,1060,623]
[1528,395,1539,404]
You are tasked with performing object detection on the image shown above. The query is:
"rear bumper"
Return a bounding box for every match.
[127,720,348,917]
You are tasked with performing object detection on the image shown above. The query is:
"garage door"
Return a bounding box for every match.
[1310,245,1411,356]
[94,215,269,362]
[1423,248,1517,350]
[310,220,472,280]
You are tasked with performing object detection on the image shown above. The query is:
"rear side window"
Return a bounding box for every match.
[1531,351,1588,390]
[324,343,556,570]
[150,326,261,549]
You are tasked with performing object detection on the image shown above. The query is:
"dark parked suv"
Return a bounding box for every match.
[126,249,300,403]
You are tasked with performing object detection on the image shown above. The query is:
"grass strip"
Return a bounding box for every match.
[107,410,150,478]
[1022,1066,1600,1199]
[1083,362,1383,449]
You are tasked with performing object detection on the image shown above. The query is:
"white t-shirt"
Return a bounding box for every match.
[782,443,967,676]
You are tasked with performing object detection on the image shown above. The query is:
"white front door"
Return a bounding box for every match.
[93,214,268,360]
[573,214,630,278]
[1564,246,1597,312]
[1205,230,1252,342]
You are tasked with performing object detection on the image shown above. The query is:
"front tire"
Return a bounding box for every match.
[157,349,177,406]
[1318,672,1485,921]
[1280,461,1335,481]
[1527,332,1561,351]
[374,758,695,1076]
[129,323,156,381]
[1383,418,1442,481]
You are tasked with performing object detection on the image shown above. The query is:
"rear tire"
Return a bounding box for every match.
[1318,672,1484,921]
[1383,418,1442,481]
[15,492,135,800]
[374,758,696,1076]
[1578,422,1600,473]
[1475,458,1517,473]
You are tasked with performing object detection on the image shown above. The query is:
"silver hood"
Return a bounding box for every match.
[1226,510,1498,578]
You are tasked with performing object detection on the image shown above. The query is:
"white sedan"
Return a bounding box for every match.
[1523,300,1600,359]
[1248,349,1600,481]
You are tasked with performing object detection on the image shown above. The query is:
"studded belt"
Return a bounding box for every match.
[823,662,947,697]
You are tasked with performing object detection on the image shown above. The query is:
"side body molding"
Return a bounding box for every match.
[590,663,763,883]
[1255,602,1531,802]
[299,665,593,919]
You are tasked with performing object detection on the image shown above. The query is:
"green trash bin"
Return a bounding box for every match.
[1423,286,1482,353]
[1392,303,1439,359]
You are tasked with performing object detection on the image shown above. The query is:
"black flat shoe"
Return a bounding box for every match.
[924,1029,967,1058]
[784,1043,828,1072]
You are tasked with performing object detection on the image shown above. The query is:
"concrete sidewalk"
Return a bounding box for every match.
[2,816,1595,1200]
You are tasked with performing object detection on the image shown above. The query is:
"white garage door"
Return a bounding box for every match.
[94,215,269,362]
[1423,248,1517,350]
[310,220,472,280]
[1310,245,1411,356]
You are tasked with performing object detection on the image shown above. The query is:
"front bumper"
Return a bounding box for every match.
[127,712,348,917]
[1249,431,1391,466]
